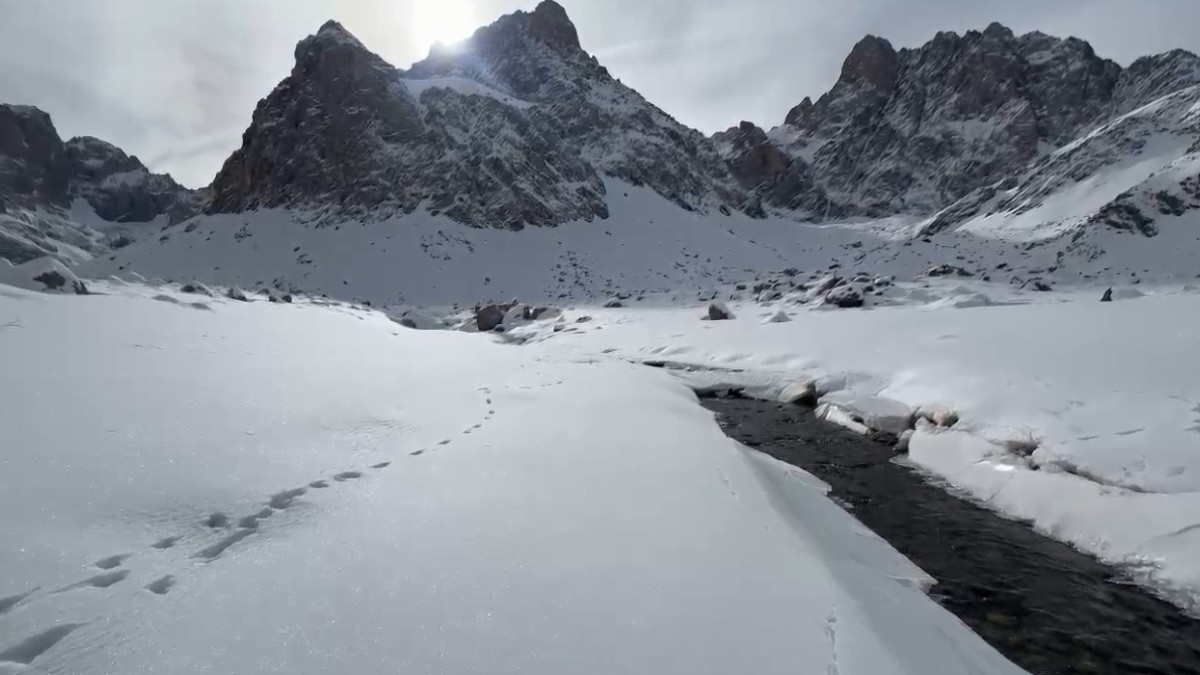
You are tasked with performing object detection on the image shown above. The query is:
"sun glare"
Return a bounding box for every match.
[412,0,479,49]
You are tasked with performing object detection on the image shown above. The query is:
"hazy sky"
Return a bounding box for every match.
[1,0,1196,188]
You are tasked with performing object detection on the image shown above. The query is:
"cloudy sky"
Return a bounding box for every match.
[1,0,1196,188]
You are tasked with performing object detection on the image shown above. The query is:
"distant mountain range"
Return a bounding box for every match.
[3,1,1199,303]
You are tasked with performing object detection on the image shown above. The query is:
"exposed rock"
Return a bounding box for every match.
[225,287,249,302]
[1101,287,1113,302]
[65,136,203,225]
[208,4,751,228]
[603,298,624,308]
[0,104,203,264]
[825,286,864,308]
[181,282,213,297]
[707,302,734,320]
[474,303,507,331]
[926,264,974,278]
[32,270,67,291]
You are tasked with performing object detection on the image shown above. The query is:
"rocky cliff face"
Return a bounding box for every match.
[0,103,202,263]
[208,1,752,228]
[718,24,1198,226]
[66,135,204,225]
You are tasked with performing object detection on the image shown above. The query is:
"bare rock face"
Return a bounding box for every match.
[717,24,1147,220]
[0,105,71,212]
[209,2,752,229]
[66,136,202,225]
[0,103,203,263]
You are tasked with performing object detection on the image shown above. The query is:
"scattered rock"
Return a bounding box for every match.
[225,287,249,302]
[180,282,213,296]
[603,298,624,308]
[926,264,974,278]
[575,315,593,323]
[707,302,734,320]
[825,286,864,308]
[474,304,506,331]
[1101,288,1113,302]
[764,310,792,324]
[32,270,67,291]
[280,294,293,304]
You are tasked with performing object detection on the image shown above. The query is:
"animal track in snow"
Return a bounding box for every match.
[268,487,307,509]
[0,623,84,665]
[309,479,330,488]
[0,588,37,616]
[410,449,426,456]
[193,530,254,563]
[145,575,175,595]
[371,461,391,469]
[237,508,273,530]
[334,471,363,482]
[56,570,129,593]
[437,440,451,446]
[93,554,131,570]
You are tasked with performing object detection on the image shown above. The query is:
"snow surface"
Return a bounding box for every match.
[0,281,1026,674]
[402,76,533,110]
[505,287,1200,611]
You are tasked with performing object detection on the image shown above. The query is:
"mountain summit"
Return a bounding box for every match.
[209,2,750,228]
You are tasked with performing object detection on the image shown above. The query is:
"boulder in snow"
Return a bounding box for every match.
[707,302,734,320]
[925,264,973,278]
[0,257,88,295]
[764,310,791,323]
[1101,287,1113,302]
[603,298,624,308]
[226,287,249,302]
[474,303,507,331]
[181,282,213,297]
[824,286,864,308]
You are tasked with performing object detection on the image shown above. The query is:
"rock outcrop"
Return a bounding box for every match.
[209,2,752,228]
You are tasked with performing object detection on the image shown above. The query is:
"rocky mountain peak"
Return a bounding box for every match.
[0,103,71,211]
[209,8,750,227]
[982,22,1015,40]
[839,35,898,90]
[527,0,581,52]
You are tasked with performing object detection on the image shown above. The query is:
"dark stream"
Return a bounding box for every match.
[702,394,1200,675]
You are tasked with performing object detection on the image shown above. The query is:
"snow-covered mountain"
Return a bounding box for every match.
[717,24,1200,224]
[0,104,202,264]
[5,3,1200,303]
[208,2,751,228]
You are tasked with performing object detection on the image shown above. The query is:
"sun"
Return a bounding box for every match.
[412,0,479,49]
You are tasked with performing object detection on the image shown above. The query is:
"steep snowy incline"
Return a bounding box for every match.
[512,288,1200,611]
[0,281,1026,674]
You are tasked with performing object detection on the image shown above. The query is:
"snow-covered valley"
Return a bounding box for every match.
[1,280,1035,674]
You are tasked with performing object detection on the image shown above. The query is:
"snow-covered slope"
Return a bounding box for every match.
[504,285,1200,612]
[0,280,1026,674]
